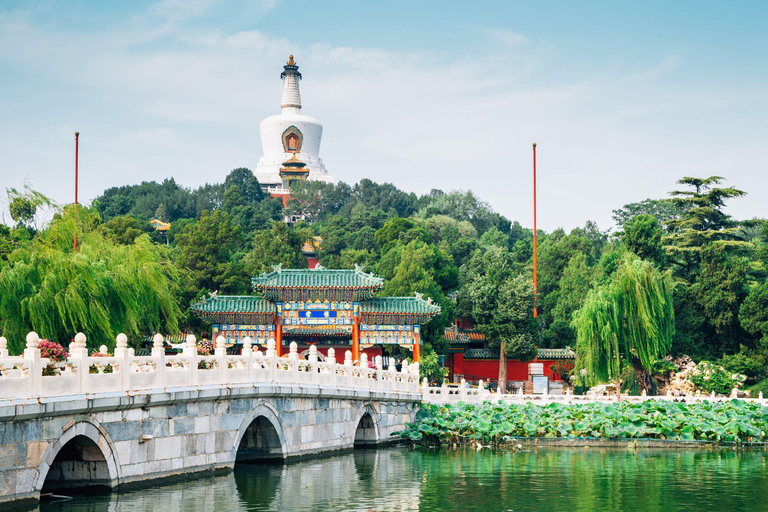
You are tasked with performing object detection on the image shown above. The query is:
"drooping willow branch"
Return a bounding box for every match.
[572,255,674,384]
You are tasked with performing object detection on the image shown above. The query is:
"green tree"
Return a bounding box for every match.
[224,168,263,204]
[99,215,156,245]
[6,186,54,229]
[175,211,247,294]
[545,253,594,348]
[0,205,181,352]
[245,222,307,276]
[466,246,538,391]
[573,255,675,393]
[377,240,456,351]
[612,198,685,230]
[663,176,748,279]
[695,244,748,343]
[621,214,666,267]
[740,281,768,349]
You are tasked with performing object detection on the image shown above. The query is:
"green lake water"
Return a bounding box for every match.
[38,446,768,511]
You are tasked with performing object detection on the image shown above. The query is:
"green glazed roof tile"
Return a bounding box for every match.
[361,297,441,316]
[463,348,576,360]
[252,267,384,290]
[190,295,276,315]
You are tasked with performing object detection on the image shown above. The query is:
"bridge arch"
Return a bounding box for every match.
[36,420,120,493]
[233,401,287,464]
[352,403,380,447]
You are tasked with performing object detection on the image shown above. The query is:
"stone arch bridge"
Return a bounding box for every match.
[0,333,420,507]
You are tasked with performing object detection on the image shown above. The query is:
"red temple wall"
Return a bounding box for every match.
[459,359,562,381]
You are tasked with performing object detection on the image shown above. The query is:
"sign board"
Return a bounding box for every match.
[532,375,549,394]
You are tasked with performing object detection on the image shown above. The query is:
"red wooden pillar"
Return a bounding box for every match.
[352,316,360,363]
[275,314,283,357]
[413,330,421,363]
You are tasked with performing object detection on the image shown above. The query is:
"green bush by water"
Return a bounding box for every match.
[395,400,768,445]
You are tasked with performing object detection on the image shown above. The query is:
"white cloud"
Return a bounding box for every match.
[0,2,765,233]
[486,29,529,46]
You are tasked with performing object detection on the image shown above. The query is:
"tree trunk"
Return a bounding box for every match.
[498,346,507,394]
[630,355,653,395]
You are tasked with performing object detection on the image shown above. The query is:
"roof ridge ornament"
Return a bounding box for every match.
[414,291,424,301]
[272,263,283,274]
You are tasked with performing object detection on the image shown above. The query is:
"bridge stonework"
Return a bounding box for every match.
[0,385,419,507]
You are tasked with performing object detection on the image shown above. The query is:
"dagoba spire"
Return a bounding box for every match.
[280,55,302,110]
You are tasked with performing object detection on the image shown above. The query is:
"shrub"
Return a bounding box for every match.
[550,360,574,381]
[650,359,677,376]
[38,340,68,376]
[718,348,767,384]
[689,361,746,395]
[419,351,444,385]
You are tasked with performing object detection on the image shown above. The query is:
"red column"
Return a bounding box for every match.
[275,315,283,357]
[413,330,421,363]
[352,316,360,363]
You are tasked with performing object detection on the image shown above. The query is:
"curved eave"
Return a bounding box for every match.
[190,295,276,324]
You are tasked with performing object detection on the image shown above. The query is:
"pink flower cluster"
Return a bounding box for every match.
[38,339,69,362]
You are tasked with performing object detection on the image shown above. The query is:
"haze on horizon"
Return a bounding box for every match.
[0,0,766,232]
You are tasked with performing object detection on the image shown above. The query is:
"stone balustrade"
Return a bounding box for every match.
[0,332,421,400]
[422,379,767,405]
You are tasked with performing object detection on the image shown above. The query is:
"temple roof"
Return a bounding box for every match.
[362,297,441,316]
[252,267,384,294]
[190,295,275,322]
[444,328,486,343]
[281,153,307,168]
[463,348,576,360]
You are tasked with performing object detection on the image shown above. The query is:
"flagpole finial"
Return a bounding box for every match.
[532,142,536,148]
[75,131,79,136]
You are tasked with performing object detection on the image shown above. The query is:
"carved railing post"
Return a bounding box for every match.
[215,336,227,384]
[242,336,253,382]
[0,336,8,358]
[152,334,166,388]
[309,345,318,382]
[289,341,298,382]
[266,339,277,383]
[344,350,353,387]
[327,347,336,387]
[184,334,198,386]
[375,355,383,388]
[422,377,429,400]
[23,332,41,397]
[114,333,129,390]
[360,353,369,389]
[72,332,88,393]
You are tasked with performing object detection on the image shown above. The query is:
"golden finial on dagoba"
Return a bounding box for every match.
[287,55,295,66]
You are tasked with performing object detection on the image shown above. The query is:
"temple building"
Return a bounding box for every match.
[442,321,575,391]
[254,56,334,196]
[190,267,440,363]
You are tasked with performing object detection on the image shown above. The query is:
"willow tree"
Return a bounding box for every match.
[0,204,182,353]
[467,246,538,392]
[572,254,674,393]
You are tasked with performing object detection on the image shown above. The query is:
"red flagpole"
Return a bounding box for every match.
[532,143,538,318]
[74,131,79,252]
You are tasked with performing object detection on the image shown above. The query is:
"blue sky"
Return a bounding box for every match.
[1,0,766,231]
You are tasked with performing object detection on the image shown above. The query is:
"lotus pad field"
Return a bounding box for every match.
[395,400,768,444]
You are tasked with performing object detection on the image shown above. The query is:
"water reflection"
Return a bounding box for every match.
[39,447,768,511]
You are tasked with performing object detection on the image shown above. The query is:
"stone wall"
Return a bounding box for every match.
[0,384,419,507]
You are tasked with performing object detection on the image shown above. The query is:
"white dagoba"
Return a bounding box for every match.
[254,55,333,193]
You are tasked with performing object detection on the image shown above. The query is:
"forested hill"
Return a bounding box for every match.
[1,170,767,388]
